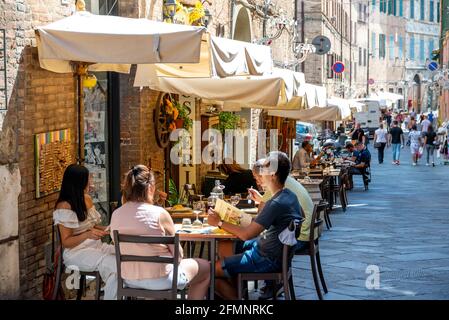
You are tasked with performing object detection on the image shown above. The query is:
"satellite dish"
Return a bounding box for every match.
[312,36,331,55]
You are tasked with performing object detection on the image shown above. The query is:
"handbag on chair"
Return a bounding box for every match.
[42,225,65,300]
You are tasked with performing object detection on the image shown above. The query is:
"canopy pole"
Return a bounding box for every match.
[77,63,88,165]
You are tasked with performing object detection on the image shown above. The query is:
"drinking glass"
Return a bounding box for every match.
[202,217,209,227]
[181,218,192,229]
[192,201,204,228]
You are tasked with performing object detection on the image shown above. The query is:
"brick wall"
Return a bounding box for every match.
[119,67,165,190]
[1,0,75,299]
[17,49,77,299]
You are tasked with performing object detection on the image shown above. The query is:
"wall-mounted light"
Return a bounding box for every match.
[202,8,212,28]
[163,0,177,22]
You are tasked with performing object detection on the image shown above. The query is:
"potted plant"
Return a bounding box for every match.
[163,96,193,132]
[174,100,193,131]
[214,112,240,134]
[167,178,187,207]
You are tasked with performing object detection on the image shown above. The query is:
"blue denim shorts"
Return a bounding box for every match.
[222,239,281,277]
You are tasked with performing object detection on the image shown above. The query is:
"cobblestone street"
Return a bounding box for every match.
[292,145,449,300]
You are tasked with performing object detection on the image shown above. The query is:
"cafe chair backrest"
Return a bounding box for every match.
[310,203,327,243]
[113,230,181,300]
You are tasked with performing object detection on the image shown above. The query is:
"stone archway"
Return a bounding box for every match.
[233,6,252,42]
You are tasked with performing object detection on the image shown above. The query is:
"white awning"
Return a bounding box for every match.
[135,64,286,106]
[142,34,273,79]
[268,106,341,121]
[135,52,306,109]
[304,84,327,108]
[370,92,404,101]
[327,97,352,120]
[35,11,205,73]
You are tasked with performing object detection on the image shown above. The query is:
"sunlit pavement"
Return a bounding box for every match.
[290,144,449,300]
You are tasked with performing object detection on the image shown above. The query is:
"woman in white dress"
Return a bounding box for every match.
[53,164,117,300]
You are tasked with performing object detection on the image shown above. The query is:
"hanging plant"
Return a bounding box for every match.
[214,112,240,134]
[175,100,193,131]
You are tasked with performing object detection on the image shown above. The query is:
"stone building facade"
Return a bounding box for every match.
[298,0,370,99]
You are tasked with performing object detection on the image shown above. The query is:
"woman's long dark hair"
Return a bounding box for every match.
[56,164,89,222]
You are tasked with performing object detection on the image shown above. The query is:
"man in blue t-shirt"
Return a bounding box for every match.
[207,151,301,300]
[348,142,371,189]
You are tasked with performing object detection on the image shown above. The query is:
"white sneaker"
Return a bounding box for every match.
[426,163,430,166]
[413,162,417,166]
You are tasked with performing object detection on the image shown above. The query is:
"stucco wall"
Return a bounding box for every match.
[0,164,21,299]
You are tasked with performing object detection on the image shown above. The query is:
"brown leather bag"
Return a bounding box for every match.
[42,226,65,300]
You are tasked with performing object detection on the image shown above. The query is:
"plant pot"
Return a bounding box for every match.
[175,119,184,129]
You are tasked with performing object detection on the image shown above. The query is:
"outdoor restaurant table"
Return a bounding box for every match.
[297,178,323,204]
[175,224,238,300]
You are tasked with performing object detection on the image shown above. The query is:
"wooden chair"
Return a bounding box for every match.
[113,231,186,300]
[236,219,304,300]
[294,203,328,300]
[53,226,102,300]
[182,184,209,259]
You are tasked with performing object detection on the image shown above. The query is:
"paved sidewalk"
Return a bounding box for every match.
[291,144,449,300]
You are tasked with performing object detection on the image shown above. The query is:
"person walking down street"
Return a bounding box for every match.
[374,124,388,164]
[424,124,438,167]
[409,125,423,166]
[395,111,404,126]
[388,121,405,165]
[408,117,416,131]
[385,110,392,130]
[420,115,431,133]
[428,110,434,124]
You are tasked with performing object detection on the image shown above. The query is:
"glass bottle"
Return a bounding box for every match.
[211,180,224,199]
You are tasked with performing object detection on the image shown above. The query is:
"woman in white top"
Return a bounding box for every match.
[110,165,210,299]
[53,164,117,300]
[374,123,388,164]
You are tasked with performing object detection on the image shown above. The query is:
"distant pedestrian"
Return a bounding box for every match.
[388,121,405,165]
[407,116,416,131]
[410,109,417,119]
[409,125,423,166]
[395,111,404,125]
[428,111,434,124]
[374,124,388,164]
[420,115,431,133]
[385,110,392,130]
[424,124,437,167]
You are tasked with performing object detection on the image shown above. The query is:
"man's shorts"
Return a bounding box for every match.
[222,239,280,277]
